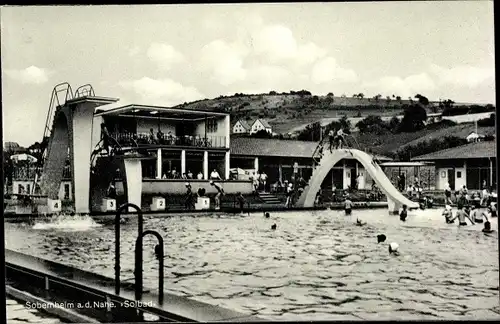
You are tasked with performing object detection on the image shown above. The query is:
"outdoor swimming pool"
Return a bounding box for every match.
[5,209,500,320]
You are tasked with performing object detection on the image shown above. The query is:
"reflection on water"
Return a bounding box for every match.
[5,209,500,320]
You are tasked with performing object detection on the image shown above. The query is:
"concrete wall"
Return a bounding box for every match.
[91,115,103,151]
[136,118,176,135]
[194,116,227,139]
[435,166,466,191]
[115,180,253,195]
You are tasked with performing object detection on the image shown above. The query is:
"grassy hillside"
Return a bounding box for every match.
[173,93,424,134]
[346,122,495,158]
[173,92,490,135]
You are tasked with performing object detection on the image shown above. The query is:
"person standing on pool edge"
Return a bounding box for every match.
[344,194,353,216]
[210,181,224,210]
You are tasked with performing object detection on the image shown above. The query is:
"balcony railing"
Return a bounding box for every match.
[109,132,227,149]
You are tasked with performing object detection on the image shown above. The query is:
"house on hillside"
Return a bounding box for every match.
[232,119,252,134]
[466,131,485,143]
[411,141,496,190]
[426,113,442,125]
[250,119,272,134]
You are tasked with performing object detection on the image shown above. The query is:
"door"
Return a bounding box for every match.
[331,169,343,189]
[350,168,357,189]
[447,169,455,191]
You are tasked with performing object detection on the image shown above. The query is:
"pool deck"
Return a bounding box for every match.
[5,249,262,322]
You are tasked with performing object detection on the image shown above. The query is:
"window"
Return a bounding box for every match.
[64,184,70,200]
[457,171,462,178]
[207,119,218,133]
[18,184,23,194]
[26,184,31,195]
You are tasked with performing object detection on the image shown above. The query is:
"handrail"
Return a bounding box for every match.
[135,230,164,305]
[115,203,143,295]
[74,84,95,98]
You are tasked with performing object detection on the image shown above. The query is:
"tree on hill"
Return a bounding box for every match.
[327,92,334,97]
[356,115,387,134]
[297,122,322,141]
[388,116,401,133]
[399,103,427,132]
[415,94,429,106]
[396,96,402,102]
[339,116,351,134]
[269,91,277,95]
[373,94,382,102]
[358,93,364,99]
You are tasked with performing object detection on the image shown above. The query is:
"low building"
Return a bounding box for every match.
[250,119,272,134]
[426,112,443,125]
[411,141,496,190]
[232,119,251,134]
[466,131,485,143]
[230,137,392,190]
[11,165,72,201]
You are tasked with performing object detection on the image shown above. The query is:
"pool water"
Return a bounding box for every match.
[5,209,500,320]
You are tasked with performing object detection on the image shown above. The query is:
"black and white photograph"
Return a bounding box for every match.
[2,1,498,322]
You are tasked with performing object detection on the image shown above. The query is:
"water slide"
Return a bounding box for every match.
[296,148,419,210]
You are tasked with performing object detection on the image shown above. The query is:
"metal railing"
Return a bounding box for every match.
[114,203,164,305]
[110,132,227,149]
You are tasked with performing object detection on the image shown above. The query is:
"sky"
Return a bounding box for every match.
[1,2,495,147]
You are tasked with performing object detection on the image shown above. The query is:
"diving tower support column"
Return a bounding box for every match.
[156,148,162,179]
[224,151,230,180]
[123,157,143,212]
[181,150,186,175]
[203,151,209,180]
[41,96,119,214]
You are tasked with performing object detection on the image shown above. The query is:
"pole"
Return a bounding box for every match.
[115,203,143,296]
[135,230,164,304]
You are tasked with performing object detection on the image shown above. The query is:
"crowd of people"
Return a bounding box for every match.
[158,168,222,181]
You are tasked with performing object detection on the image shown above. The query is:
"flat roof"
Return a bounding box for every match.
[379,162,434,167]
[230,137,393,160]
[412,141,496,161]
[94,104,228,120]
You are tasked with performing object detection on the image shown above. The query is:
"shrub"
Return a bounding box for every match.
[477,113,495,127]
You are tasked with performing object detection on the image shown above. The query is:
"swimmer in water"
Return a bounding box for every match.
[448,207,475,226]
[482,221,494,234]
[388,242,400,256]
[264,212,270,218]
[356,218,366,226]
[490,202,497,218]
[344,195,353,216]
[399,205,408,222]
[271,223,277,230]
[154,244,161,257]
[469,205,486,224]
[443,205,454,224]
[377,234,387,243]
